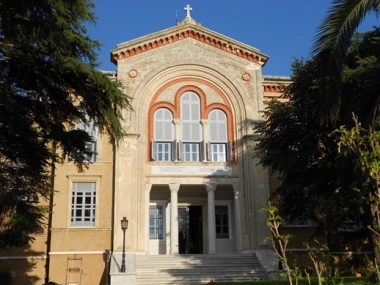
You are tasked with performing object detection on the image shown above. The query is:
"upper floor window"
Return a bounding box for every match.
[71,182,96,227]
[150,89,233,163]
[209,110,229,162]
[152,109,174,161]
[180,92,202,161]
[74,119,98,162]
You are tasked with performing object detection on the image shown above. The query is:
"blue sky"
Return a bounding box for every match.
[87,1,378,76]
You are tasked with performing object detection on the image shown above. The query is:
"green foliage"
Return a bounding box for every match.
[260,204,295,285]
[310,0,380,125]
[254,59,342,228]
[0,0,130,248]
[254,23,380,262]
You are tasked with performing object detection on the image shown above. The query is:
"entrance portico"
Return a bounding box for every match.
[146,183,242,255]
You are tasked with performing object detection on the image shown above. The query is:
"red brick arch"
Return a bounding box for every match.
[147,78,235,162]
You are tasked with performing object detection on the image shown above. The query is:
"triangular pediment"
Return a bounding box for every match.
[111,17,269,66]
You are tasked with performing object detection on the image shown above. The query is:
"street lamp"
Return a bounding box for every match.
[120,216,128,273]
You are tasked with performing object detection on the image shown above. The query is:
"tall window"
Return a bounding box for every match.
[215,205,229,239]
[149,205,163,239]
[75,119,98,162]
[150,89,233,162]
[152,109,174,161]
[71,182,96,227]
[209,110,228,162]
[181,92,202,161]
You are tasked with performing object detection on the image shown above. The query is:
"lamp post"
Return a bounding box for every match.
[120,216,128,273]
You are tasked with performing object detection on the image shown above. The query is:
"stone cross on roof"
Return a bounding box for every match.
[184,4,192,18]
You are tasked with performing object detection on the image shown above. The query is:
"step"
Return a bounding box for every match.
[135,254,267,285]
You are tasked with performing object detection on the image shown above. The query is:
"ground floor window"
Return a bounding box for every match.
[71,182,96,227]
[150,205,163,239]
[215,205,229,239]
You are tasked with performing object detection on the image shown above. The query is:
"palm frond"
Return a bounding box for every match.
[311,0,380,125]
[348,67,380,127]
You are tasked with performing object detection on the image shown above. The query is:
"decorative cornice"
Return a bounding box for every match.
[111,28,268,66]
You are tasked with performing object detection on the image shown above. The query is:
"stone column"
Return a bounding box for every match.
[145,184,152,254]
[206,183,217,254]
[169,184,180,254]
[233,183,242,253]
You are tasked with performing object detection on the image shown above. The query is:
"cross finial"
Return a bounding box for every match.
[184,4,192,18]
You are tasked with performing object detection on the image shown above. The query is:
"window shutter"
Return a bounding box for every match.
[178,141,183,161]
[182,122,191,140]
[155,121,163,140]
[163,121,173,140]
[171,140,177,161]
[154,108,174,141]
[182,101,191,120]
[191,103,200,120]
[206,143,210,161]
[209,110,227,142]
[210,123,218,141]
[151,140,156,161]
[227,141,232,162]
[200,141,205,161]
[191,122,202,141]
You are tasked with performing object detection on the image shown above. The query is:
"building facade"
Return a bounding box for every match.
[0,8,292,285]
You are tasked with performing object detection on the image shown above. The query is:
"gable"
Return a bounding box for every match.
[111,18,269,66]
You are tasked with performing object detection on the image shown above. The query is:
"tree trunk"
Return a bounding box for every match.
[370,225,380,264]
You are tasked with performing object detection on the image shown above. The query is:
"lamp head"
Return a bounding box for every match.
[121,216,129,230]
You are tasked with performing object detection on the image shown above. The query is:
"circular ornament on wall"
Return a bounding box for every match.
[119,139,131,154]
[128,69,138,78]
[242,72,251,81]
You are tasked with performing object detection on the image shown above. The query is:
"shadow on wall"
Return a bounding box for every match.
[0,253,43,285]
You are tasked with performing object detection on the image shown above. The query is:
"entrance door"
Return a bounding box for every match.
[178,206,203,254]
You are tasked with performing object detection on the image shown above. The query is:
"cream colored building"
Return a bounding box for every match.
[0,7,291,285]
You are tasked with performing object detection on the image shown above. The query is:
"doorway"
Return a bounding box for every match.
[178,206,203,254]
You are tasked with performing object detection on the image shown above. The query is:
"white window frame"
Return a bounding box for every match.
[210,143,227,162]
[155,142,172,162]
[153,108,175,162]
[208,109,229,162]
[149,204,164,240]
[180,92,202,162]
[182,142,200,162]
[67,176,101,228]
[70,182,97,227]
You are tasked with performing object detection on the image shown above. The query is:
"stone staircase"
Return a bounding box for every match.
[135,254,268,285]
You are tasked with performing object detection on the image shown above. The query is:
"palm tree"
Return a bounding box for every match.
[311,0,380,125]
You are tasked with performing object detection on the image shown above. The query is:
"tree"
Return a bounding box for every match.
[336,115,380,263]
[0,0,130,249]
[254,28,380,274]
[260,204,295,285]
[311,0,380,125]
[254,59,341,225]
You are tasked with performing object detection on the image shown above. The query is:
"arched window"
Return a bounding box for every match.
[180,92,202,161]
[152,108,174,161]
[150,89,233,163]
[208,109,229,162]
